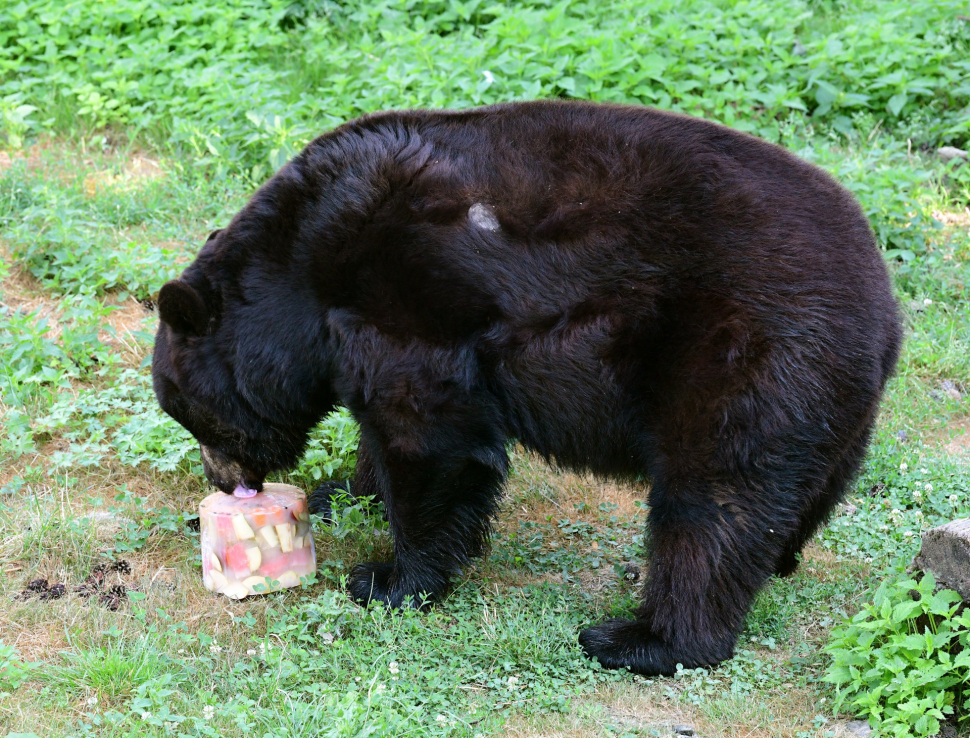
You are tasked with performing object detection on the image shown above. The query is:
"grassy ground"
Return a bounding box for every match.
[1,1,970,736]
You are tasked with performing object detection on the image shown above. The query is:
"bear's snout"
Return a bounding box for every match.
[200,444,263,495]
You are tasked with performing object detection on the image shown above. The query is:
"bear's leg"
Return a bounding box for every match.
[579,481,784,675]
[346,437,508,609]
[307,436,383,522]
[774,420,874,577]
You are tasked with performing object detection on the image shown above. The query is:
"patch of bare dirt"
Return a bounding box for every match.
[504,449,647,526]
[0,254,63,332]
[932,208,970,229]
[81,153,163,196]
[500,696,687,738]
[941,417,970,456]
[1,139,165,190]
[101,296,155,365]
[3,616,71,663]
[0,141,51,173]
[1,246,155,364]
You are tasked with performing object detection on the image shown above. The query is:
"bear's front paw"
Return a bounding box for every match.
[347,563,439,609]
[579,619,733,676]
[307,480,353,524]
[348,562,395,605]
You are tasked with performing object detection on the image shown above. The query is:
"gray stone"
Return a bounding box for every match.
[843,720,871,737]
[938,146,968,162]
[621,562,641,582]
[912,519,970,600]
[672,726,695,737]
[941,380,962,401]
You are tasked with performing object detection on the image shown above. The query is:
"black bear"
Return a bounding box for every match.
[152,100,901,675]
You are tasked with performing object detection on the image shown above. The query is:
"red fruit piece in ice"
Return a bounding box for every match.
[224,542,252,575]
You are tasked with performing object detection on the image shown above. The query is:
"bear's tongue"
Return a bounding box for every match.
[233,484,258,499]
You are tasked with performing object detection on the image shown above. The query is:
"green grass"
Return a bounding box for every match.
[1,0,970,735]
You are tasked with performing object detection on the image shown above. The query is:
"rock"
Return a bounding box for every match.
[938,146,968,163]
[792,40,806,56]
[672,726,695,736]
[843,503,858,516]
[896,429,908,442]
[621,562,641,582]
[938,723,957,738]
[942,380,962,401]
[912,519,970,600]
[843,720,871,737]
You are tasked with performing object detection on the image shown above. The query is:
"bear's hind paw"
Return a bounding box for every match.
[578,619,732,676]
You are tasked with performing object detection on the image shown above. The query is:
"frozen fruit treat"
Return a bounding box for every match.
[200,483,316,599]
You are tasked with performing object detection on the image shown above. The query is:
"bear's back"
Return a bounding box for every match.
[286,102,894,473]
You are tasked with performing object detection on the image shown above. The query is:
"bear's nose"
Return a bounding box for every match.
[200,444,245,494]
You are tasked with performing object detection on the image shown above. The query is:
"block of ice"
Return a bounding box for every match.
[199,483,315,599]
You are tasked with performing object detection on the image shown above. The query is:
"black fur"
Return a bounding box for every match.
[152,101,901,675]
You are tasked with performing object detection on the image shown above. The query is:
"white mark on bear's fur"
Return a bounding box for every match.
[468,202,500,231]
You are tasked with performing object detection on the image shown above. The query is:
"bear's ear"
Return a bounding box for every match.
[158,280,209,336]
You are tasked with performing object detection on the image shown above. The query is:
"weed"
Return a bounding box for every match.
[44,634,188,704]
[0,642,35,693]
[824,571,970,736]
[2,0,968,176]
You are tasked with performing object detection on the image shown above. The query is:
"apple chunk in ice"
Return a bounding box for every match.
[200,483,315,599]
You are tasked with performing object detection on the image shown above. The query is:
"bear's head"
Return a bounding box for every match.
[152,221,336,495]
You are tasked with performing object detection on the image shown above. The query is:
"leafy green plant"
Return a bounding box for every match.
[23,368,201,471]
[0,642,35,693]
[823,571,970,736]
[2,0,967,176]
[282,408,360,488]
[7,188,188,298]
[0,92,37,148]
[0,295,115,411]
[101,485,199,555]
